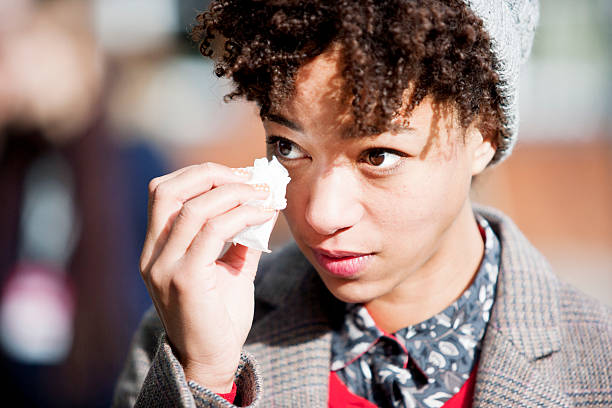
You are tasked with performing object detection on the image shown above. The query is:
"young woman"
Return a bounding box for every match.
[113,1,611,407]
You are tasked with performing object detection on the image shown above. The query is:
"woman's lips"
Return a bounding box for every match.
[312,248,373,278]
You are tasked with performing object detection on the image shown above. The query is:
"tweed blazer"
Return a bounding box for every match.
[113,206,612,407]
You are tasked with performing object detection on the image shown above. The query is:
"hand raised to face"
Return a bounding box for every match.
[139,162,277,393]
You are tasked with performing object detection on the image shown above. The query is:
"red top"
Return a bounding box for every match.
[218,382,237,403]
[219,364,477,407]
[328,365,478,408]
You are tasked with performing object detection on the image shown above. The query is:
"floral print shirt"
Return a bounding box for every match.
[330,215,501,408]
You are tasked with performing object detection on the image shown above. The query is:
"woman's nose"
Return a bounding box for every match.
[304,168,363,236]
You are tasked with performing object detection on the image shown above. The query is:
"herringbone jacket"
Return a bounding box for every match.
[113,207,612,407]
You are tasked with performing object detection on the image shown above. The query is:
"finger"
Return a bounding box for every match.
[146,165,201,221]
[149,163,250,231]
[142,163,250,271]
[183,205,276,269]
[146,166,209,235]
[148,165,196,195]
[157,183,270,264]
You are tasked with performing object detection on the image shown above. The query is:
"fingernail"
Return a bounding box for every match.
[252,183,270,193]
[231,168,251,177]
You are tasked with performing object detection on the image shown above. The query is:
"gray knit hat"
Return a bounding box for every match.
[462,0,539,164]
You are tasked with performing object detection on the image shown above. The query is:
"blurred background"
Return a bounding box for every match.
[0,0,610,406]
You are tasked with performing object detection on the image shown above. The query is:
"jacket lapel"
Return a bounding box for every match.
[474,326,571,407]
[474,207,570,407]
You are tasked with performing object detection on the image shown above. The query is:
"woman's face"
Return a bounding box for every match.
[263,47,494,304]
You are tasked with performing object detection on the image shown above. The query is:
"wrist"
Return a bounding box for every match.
[183,359,237,393]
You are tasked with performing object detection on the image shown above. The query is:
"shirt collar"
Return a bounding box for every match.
[331,215,501,379]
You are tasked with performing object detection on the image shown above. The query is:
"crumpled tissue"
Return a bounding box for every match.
[231,157,290,252]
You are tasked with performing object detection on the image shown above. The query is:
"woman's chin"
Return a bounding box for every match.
[317,272,384,304]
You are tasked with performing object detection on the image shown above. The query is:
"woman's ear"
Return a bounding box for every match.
[467,126,496,175]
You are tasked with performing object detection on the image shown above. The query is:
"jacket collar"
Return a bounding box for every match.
[475,205,562,360]
[248,205,568,405]
[471,206,570,407]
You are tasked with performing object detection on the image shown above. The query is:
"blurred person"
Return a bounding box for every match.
[114,1,611,407]
[0,1,158,406]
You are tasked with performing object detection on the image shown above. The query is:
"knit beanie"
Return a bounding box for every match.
[462,0,539,164]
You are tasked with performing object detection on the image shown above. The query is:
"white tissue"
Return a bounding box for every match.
[231,157,291,252]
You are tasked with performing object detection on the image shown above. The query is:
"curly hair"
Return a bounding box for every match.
[192,0,504,156]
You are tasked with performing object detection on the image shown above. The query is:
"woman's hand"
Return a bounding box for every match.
[139,162,275,393]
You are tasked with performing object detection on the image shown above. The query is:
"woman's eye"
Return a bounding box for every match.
[363,149,402,168]
[267,137,307,160]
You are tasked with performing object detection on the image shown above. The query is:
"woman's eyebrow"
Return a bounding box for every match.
[264,113,304,133]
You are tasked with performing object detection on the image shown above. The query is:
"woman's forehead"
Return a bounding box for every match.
[292,47,349,107]
[263,108,454,161]
[263,91,471,166]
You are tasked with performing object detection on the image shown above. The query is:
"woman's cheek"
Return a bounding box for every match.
[281,176,307,232]
[380,166,458,237]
